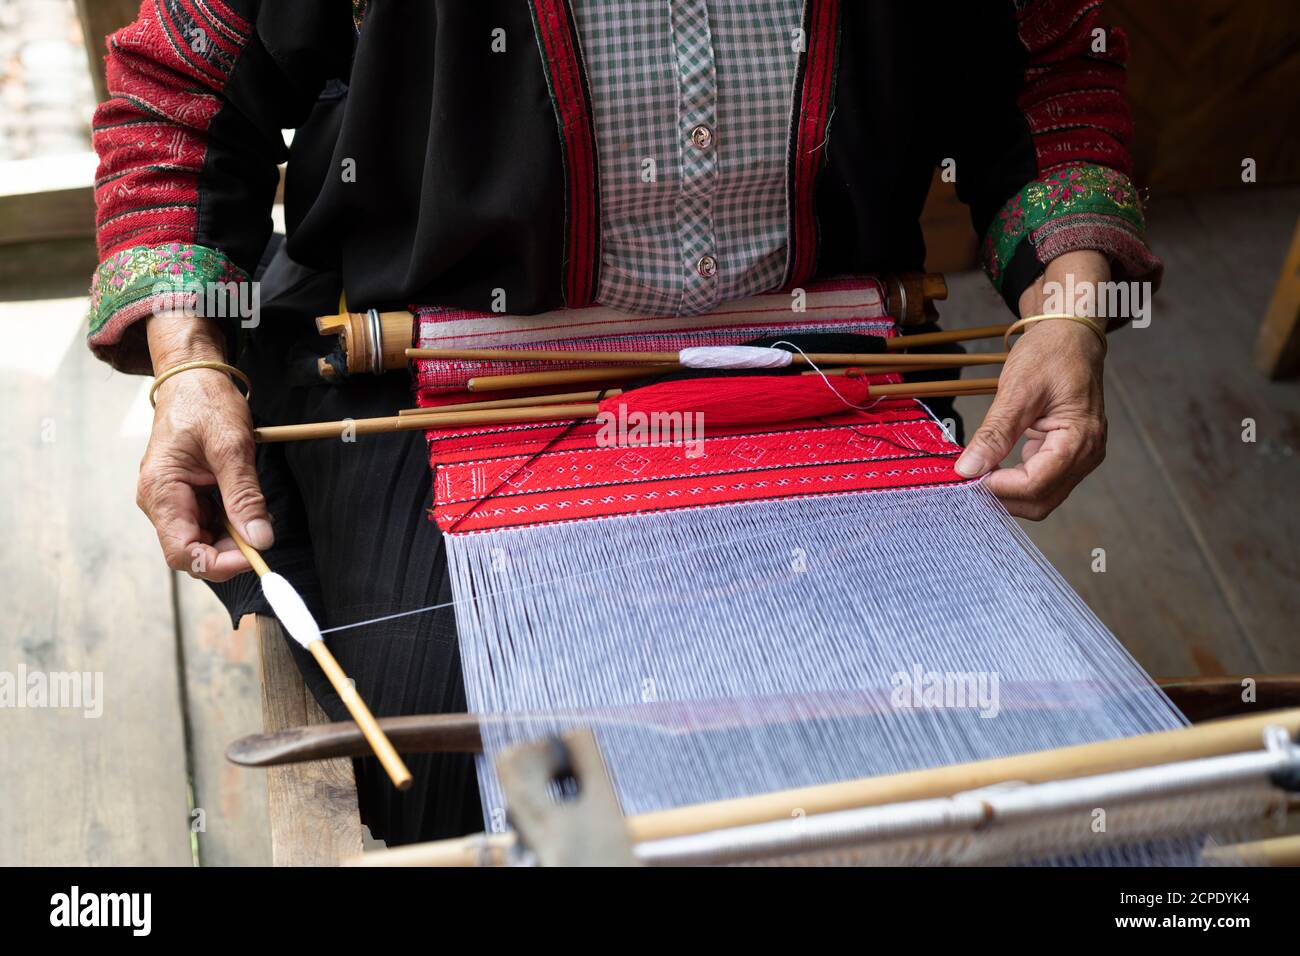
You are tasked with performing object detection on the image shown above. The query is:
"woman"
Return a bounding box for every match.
[89,0,1160,844]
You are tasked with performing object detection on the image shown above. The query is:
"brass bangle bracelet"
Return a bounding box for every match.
[1003,313,1108,356]
[149,360,252,408]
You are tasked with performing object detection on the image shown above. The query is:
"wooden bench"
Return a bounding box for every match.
[255,616,364,865]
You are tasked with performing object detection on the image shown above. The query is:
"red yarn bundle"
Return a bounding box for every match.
[597,373,873,426]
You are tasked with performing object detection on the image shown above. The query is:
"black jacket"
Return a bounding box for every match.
[88,0,1159,373]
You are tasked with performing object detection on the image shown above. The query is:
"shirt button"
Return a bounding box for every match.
[696,255,717,278]
[690,124,713,150]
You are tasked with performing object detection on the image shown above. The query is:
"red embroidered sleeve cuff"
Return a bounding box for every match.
[981,164,1164,316]
[86,243,248,374]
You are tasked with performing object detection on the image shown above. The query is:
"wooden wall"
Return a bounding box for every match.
[923,0,1300,271]
[1109,0,1300,195]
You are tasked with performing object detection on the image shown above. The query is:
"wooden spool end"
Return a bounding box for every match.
[921,273,948,302]
[315,309,411,375]
[886,272,947,327]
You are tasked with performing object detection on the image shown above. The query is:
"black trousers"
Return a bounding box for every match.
[213,242,964,846]
[209,245,482,845]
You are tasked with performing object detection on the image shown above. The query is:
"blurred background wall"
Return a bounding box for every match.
[921,0,1300,271]
[0,0,94,160]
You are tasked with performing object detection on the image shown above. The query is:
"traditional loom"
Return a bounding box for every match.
[231,276,1300,866]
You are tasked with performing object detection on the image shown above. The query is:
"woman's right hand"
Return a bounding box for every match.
[138,311,272,581]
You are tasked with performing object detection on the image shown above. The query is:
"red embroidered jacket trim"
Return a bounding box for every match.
[782,0,841,291]
[87,0,255,367]
[982,0,1163,307]
[528,0,601,309]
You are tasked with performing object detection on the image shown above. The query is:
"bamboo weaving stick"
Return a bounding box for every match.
[350,834,515,868]
[467,366,675,391]
[255,379,997,443]
[396,390,618,416]
[255,403,601,443]
[398,362,996,417]
[869,377,998,397]
[466,355,1005,392]
[885,324,1013,351]
[222,518,413,791]
[463,362,998,394]
[407,347,1007,368]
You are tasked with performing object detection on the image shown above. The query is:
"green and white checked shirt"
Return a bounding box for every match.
[571,0,804,317]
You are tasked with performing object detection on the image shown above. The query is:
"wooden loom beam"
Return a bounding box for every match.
[316,273,951,375]
[345,707,1300,865]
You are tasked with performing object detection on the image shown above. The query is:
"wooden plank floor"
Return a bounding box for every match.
[949,185,1300,676]
[1,186,1296,864]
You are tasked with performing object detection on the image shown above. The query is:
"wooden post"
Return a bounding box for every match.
[74,0,142,104]
[1255,215,1300,379]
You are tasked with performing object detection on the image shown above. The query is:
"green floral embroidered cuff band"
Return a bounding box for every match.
[87,243,249,373]
[982,164,1164,314]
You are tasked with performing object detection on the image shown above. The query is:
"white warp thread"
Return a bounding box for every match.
[679,345,793,369]
[445,482,1208,865]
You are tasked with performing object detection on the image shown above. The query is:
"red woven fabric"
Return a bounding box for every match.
[426,397,964,535]
[414,282,967,533]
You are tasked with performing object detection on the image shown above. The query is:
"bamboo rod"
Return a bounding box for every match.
[305,641,413,791]
[255,414,422,443]
[221,516,413,791]
[408,347,687,363]
[1203,834,1300,867]
[401,374,939,417]
[402,361,995,415]
[466,365,674,392]
[467,356,1004,392]
[397,390,615,416]
[255,403,601,443]
[460,364,963,394]
[349,834,515,868]
[409,346,1006,368]
[255,379,996,443]
[885,324,1014,351]
[626,708,1300,842]
[224,522,271,577]
[360,708,1300,864]
[869,377,999,397]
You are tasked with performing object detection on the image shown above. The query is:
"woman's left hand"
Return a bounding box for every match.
[954,251,1110,520]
